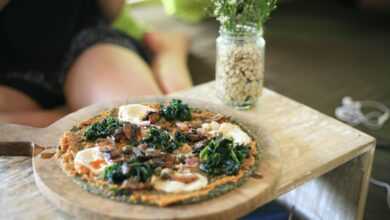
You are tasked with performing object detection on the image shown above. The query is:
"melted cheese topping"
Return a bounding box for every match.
[74,147,108,175]
[152,172,208,193]
[118,104,156,125]
[201,122,252,145]
[200,121,220,135]
[218,123,252,145]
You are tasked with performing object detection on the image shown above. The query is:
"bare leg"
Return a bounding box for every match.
[0,34,188,126]
[0,42,165,127]
[144,32,193,94]
[0,107,68,128]
[65,43,163,111]
[0,86,67,127]
[0,86,41,112]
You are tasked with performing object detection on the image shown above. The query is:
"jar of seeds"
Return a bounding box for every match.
[215,24,265,109]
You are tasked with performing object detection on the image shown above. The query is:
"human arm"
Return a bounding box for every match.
[98,0,125,22]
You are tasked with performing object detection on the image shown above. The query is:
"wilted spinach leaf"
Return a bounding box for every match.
[103,163,127,184]
[125,160,154,182]
[160,99,192,121]
[103,160,154,184]
[174,131,188,144]
[199,136,249,176]
[84,116,121,141]
[142,127,179,152]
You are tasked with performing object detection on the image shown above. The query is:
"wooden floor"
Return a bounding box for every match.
[132,0,390,219]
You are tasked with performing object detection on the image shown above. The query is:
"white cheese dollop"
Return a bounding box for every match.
[74,147,108,175]
[200,121,220,135]
[152,172,208,193]
[218,122,252,145]
[118,104,156,125]
[201,122,252,145]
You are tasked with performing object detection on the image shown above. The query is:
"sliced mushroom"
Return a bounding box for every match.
[122,123,132,139]
[176,122,190,131]
[162,154,176,168]
[145,148,162,158]
[186,130,206,142]
[112,127,125,141]
[132,146,145,159]
[189,120,203,129]
[120,180,152,190]
[147,111,161,124]
[121,145,133,155]
[160,168,173,179]
[101,147,123,163]
[150,157,165,167]
[121,123,141,143]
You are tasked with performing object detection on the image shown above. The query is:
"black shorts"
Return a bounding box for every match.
[0,27,150,109]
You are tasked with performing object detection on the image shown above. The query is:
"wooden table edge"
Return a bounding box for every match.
[275,139,376,196]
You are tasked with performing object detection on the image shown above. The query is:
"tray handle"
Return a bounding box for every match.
[0,123,41,156]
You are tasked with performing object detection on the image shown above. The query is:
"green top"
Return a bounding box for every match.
[113,0,211,41]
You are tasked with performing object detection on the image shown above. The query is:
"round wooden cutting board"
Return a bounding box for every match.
[0,97,281,220]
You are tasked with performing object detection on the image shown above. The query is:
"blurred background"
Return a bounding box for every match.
[122,0,389,219]
[1,0,388,218]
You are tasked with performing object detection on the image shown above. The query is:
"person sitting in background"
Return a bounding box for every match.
[0,0,192,127]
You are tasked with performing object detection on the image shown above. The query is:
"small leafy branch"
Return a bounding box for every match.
[212,0,278,33]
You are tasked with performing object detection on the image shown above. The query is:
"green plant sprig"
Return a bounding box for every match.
[212,0,278,33]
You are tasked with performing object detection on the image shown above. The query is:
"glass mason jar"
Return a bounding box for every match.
[215,25,265,109]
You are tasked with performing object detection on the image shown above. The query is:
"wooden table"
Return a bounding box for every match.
[0,82,375,220]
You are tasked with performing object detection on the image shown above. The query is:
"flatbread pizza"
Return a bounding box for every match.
[56,99,259,207]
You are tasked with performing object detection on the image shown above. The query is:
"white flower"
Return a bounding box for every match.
[217,15,229,24]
